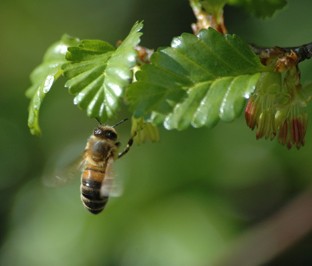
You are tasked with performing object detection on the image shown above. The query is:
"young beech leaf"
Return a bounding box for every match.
[127,28,267,130]
[131,117,160,144]
[63,21,143,122]
[26,35,79,135]
[302,82,312,102]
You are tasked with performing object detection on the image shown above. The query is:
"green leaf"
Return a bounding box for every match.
[165,74,261,129]
[127,28,266,130]
[131,117,160,144]
[227,0,287,18]
[190,0,227,15]
[26,35,79,135]
[302,82,312,103]
[63,21,143,122]
[198,0,228,14]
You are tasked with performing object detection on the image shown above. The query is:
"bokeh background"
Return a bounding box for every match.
[1,0,312,265]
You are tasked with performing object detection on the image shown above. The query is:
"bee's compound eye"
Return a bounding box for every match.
[94,127,117,141]
[104,130,117,141]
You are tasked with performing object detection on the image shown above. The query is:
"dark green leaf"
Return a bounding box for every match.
[190,0,227,15]
[26,35,79,135]
[127,28,266,130]
[63,21,143,122]
[227,0,287,18]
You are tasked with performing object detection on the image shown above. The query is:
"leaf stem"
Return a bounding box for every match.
[189,0,227,34]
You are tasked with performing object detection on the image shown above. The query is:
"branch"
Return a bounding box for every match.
[251,42,312,63]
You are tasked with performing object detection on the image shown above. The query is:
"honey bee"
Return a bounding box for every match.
[80,118,134,214]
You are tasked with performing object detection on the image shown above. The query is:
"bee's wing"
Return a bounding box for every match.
[100,177,123,198]
[100,158,123,198]
[42,142,83,187]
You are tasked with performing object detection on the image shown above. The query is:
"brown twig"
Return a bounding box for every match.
[251,43,312,63]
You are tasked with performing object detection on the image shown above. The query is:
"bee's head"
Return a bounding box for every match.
[94,126,118,141]
[93,118,128,141]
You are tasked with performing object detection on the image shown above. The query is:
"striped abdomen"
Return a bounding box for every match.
[81,167,108,214]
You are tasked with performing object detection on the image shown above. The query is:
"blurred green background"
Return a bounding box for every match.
[1,0,312,265]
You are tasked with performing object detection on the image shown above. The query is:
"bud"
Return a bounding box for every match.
[277,112,307,149]
[275,65,308,149]
[245,95,258,130]
[245,72,282,140]
[275,96,308,149]
[256,110,276,140]
[245,67,308,149]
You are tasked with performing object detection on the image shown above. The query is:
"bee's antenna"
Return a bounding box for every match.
[112,118,128,128]
[96,117,102,125]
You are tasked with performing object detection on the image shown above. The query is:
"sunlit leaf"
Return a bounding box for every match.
[127,28,267,130]
[26,35,79,135]
[165,74,261,129]
[63,21,143,122]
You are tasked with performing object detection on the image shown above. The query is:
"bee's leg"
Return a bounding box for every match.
[118,123,141,158]
[118,136,134,158]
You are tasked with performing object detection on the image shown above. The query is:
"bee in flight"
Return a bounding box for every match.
[80,118,134,214]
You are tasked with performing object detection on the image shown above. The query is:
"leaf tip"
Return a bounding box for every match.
[28,115,42,136]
